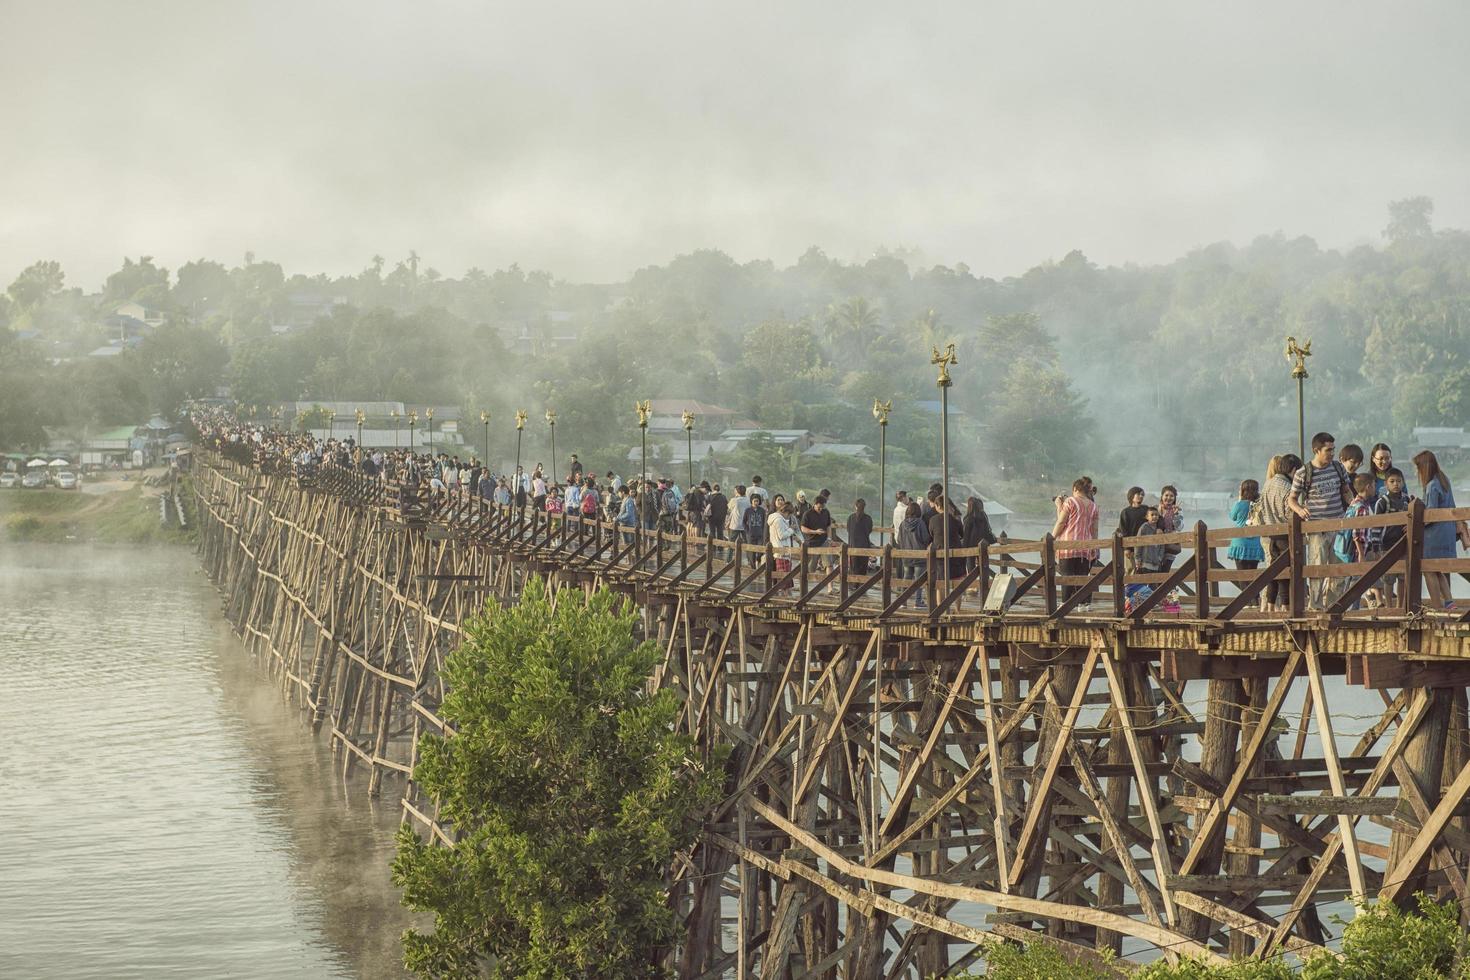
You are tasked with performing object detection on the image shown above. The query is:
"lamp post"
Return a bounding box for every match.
[545,409,557,482]
[391,409,399,448]
[408,410,417,454]
[1285,336,1312,463]
[270,407,281,430]
[873,398,891,543]
[355,408,365,448]
[635,400,651,487]
[931,343,958,594]
[682,410,696,489]
[480,410,490,464]
[325,408,335,440]
[514,410,527,478]
[425,407,435,455]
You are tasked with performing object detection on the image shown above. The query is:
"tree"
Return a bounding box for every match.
[6,260,65,312]
[986,361,1094,481]
[132,321,229,416]
[104,255,169,302]
[174,259,233,313]
[1384,196,1434,244]
[392,580,721,979]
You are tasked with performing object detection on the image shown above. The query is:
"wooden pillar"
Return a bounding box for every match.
[1387,686,1454,898]
[1179,677,1244,938]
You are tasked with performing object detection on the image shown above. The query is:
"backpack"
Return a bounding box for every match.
[580,489,599,515]
[661,488,679,516]
[1245,499,1265,527]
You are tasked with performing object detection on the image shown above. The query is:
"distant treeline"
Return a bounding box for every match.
[2,197,1465,497]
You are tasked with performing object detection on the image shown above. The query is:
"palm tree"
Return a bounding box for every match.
[824,297,882,347]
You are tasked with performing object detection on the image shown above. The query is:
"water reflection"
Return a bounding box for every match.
[0,544,412,979]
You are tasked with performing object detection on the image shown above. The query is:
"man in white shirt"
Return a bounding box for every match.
[727,484,750,543]
[891,490,910,544]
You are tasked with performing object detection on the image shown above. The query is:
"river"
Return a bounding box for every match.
[0,543,413,979]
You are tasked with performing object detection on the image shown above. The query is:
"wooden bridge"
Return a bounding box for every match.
[191,452,1470,976]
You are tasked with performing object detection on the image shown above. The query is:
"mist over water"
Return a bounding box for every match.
[0,544,411,979]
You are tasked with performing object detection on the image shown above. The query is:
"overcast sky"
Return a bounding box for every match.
[3,1,1468,290]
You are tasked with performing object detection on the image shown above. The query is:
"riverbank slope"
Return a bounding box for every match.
[0,476,193,544]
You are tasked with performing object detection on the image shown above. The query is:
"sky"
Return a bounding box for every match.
[3,1,1469,291]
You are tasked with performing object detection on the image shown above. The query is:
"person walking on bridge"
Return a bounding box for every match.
[1051,478,1099,604]
[1288,432,1352,610]
[726,485,749,545]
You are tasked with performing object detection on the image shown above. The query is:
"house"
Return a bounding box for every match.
[499,314,580,353]
[645,400,742,438]
[284,291,347,328]
[720,428,816,453]
[113,300,165,326]
[802,443,872,461]
[82,424,149,467]
[1413,427,1470,451]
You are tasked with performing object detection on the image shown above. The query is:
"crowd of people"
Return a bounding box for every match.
[1044,433,1465,612]
[192,408,1463,613]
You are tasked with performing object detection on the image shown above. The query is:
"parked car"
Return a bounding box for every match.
[56,471,78,490]
[0,472,17,489]
[21,471,46,489]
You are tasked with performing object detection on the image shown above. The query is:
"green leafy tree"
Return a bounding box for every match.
[6,260,65,312]
[392,579,721,979]
[104,255,169,302]
[1384,196,1434,244]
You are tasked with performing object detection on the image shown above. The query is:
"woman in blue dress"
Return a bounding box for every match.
[1413,450,1458,608]
[1227,479,1265,570]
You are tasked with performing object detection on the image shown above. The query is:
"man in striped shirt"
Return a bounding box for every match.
[1051,477,1100,603]
[1288,431,1353,609]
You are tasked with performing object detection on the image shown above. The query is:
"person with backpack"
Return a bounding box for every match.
[706,483,728,540]
[1227,479,1264,571]
[658,480,680,533]
[1288,431,1353,609]
[683,482,706,536]
[579,476,600,522]
[897,501,932,608]
[1374,467,1411,607]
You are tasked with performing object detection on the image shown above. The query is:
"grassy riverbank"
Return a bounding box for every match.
[0,480,194,545]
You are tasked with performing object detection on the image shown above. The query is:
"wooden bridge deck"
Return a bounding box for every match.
[191,452,1470,977]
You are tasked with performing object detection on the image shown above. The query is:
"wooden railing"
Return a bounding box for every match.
[306,464,1470,624]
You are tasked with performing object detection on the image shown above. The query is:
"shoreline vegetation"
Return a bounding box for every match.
[0,478,194,545]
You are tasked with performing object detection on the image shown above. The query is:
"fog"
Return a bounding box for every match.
[4,0,1469,289]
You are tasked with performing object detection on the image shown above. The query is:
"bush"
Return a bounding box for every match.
[391,578,722,979]
[959,895,1470,980]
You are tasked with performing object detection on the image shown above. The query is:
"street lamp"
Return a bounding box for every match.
[408,410,417,454]
[635,400,651,487]
[480,410,490,464]
[682,410,695,489]
[1285,336,1312,464]
[545,409,557,482]
[874,398,891,543]
[931,343,958,595]
[514,409,527,479]
[325,408,336,440]
[391,409,400,448]
[425,407,435,455]
[355,408,365,448]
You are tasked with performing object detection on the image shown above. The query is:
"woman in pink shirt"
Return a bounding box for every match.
[1051,478,1099,603]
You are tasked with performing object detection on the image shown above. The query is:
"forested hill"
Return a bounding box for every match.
[3,197,1466,492]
